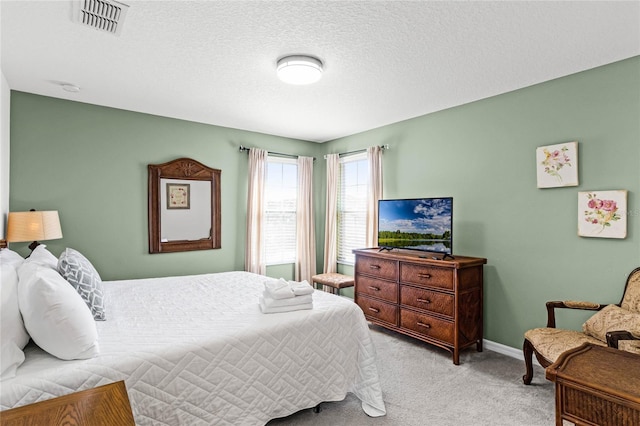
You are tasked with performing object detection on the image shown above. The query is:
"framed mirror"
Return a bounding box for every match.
[148,158,221,253]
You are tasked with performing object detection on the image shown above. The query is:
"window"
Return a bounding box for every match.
[337,153,368,264]
[264,157,297,265]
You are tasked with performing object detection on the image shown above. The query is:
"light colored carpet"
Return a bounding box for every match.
[268,325,554,425]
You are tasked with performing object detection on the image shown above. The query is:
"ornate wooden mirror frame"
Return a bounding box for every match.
[148,158,221,253]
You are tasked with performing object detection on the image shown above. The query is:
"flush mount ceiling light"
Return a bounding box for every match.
[276,55,323,85]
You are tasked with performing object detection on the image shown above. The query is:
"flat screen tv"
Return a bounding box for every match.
[377,197,453,257]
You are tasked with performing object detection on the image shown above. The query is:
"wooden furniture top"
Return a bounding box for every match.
[546,343,640,402]
[0,381,135,426]
[353,248,487,269]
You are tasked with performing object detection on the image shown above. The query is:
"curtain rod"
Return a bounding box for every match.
[323,144,390,160]
[238,146,315,161]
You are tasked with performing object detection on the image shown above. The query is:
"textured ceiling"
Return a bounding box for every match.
[1,1,639,142]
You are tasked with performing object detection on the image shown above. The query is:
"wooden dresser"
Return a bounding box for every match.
[546,343,640,426]
[353,248,486,364]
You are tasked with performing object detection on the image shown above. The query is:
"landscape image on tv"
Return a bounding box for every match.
[378,197,452,254]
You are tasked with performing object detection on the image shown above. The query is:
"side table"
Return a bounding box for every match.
[545,343,640,426]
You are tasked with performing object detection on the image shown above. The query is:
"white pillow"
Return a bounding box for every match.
[17,262,99,360]
[27,244,58,269]
[0,250,30,379]
[0,248,25,267]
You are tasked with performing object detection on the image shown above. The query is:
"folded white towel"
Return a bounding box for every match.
[259,299,313,314]
[260,294,313,309]
[289,279,314,296]
[264,278,295,299]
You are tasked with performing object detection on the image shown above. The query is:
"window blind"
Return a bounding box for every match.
[337,153,368,264]
[264,158,297,265]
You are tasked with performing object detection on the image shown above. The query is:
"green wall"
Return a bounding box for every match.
[325,57,639,348]
[8,93,323,280]
[9,57,639,349]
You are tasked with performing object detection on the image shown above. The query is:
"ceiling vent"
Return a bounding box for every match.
[75,0,129,36]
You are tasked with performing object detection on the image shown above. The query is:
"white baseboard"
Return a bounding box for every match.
[483,339,541,367]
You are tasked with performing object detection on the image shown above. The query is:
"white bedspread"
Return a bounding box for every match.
[0,271,385,425]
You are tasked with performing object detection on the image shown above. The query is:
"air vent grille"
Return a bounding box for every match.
[76,0,129,36]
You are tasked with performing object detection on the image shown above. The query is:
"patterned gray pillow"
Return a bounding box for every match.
[58,248,106,321]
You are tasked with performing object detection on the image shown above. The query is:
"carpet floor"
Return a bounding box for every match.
[268,325,554,425]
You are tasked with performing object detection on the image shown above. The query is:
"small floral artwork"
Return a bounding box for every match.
[536,141,578,188]
[578,190,627,239]
[167,183,190,209]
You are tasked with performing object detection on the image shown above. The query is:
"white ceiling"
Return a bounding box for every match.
[1,1,639,143]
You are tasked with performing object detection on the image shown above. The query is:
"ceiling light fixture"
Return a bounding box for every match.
[276,55,323,85]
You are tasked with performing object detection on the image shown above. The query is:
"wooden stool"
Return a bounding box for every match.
[311,273,355,296]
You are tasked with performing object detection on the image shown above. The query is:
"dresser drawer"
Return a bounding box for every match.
[400,309,454,344]
[400,286,454,318]
[355,255,397,281]
[400,263,454,290]
[356,275,398,303]
[357,295,398,326]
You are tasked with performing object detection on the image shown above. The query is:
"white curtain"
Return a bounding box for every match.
[323,153,339,273]
[296,156,316,283]
[366,146,383,247]
[245,148,267,275]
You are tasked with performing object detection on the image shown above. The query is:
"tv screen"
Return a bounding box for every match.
[378,197,453,255]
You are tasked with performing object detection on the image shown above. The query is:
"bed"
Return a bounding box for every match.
[0,270,386,425]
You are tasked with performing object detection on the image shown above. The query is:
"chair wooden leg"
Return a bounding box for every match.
[523,338,535,385]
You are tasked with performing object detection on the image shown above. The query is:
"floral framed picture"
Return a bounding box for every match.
[167,183,190,209]
[578,190,627,239]
[536,141,578,188]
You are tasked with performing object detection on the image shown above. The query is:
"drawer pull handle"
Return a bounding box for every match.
[416,298,431,304]
[417,322,431,329]
[368,307,380,313]
[368,286,380,291]
[369,265,381,270]
[418,273,432,279]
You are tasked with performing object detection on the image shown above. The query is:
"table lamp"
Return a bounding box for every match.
[6,210,63,251]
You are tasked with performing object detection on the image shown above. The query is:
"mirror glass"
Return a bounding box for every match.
[160,179,211,242]
[148,158,221,253]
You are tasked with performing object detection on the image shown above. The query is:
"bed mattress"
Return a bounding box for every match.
[0,271,385,425]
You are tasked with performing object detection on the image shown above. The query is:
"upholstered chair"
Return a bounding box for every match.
[522,267,640,384]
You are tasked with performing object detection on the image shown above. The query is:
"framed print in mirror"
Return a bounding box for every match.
[578,190,627,239]
[536,141,578,188]
[167,183,190,209]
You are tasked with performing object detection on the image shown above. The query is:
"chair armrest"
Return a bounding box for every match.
[545,300,604,328]
[606,330,640,349]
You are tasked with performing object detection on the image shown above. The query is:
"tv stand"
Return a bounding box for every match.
[353,248,486,364]
[378,247,394,252]
[442,253,455,260]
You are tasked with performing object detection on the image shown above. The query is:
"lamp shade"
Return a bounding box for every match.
[277,55,323,85]
[6,211,63,243]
